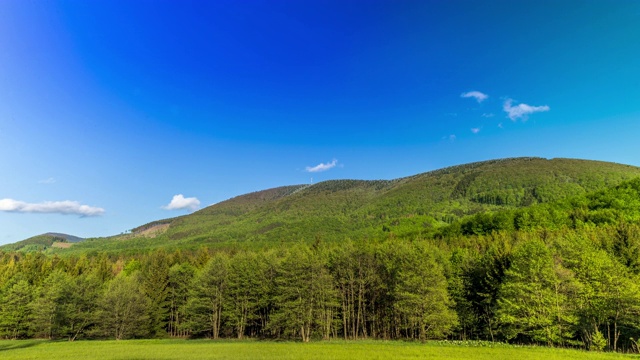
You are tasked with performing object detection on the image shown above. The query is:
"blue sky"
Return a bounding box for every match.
[0,0,639,244]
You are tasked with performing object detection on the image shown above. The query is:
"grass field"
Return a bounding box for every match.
[0,339,637,360]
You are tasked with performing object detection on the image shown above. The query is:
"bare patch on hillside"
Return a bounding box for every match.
[137,223,170,238]
[52,242,72,249]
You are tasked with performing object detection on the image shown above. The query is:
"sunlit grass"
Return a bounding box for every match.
[0,339,636,360]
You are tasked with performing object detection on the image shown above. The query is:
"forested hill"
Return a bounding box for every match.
[57,157,640,254]
[0,233,84,252]
[5,157,640,350]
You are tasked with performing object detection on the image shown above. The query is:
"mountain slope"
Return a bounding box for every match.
[1,233,84,252]
[56,157,640,253]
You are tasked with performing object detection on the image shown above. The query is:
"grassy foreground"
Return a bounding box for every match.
[0,340,637,360]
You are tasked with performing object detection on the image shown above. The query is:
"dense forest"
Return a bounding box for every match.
[3,176,640,353]
[1,225,640,350]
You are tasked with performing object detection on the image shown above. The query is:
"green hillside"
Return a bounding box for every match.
[1,233,84,252]
[59,157,640,254]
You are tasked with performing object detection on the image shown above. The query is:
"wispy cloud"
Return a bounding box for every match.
[0,199,105,216]
[481,113,494,118]
[38,177,56,184]
[471,128,480,134]
[163,194,201,211]
[448,134,456,141]
[305,159,338,173]
[503,99,550,121]
[461,91,488,103]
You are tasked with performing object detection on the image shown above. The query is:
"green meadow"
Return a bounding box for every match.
[0,340,636,360]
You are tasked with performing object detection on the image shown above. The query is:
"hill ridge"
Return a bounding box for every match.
[8,157,640,253]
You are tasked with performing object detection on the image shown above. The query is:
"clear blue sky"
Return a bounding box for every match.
[1,0,639,244]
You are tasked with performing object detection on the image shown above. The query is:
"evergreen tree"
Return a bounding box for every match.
[393,242,458,340]
[167,263,195,337]
[225,252,261,339]
[0,279,33,339]
[185,253,229,339]
[64,273,101,340]
[141,250,171,337]
[30,270,72,339]
[270,245,338,342]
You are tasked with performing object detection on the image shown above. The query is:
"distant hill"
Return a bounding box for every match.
[55,157,640,254]
[1,232,84,252]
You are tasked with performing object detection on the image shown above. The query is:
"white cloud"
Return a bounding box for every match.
[163,194,201,211]
[471,128,480,134]
[305,159,338,173]
[481,113,494,118]
[38,177,56,184]
[503,99,550,121]
[461,91,488,103]
[449,134,456,141]
[0,199,104,216]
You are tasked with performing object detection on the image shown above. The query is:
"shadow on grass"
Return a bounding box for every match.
[0,341,41,352]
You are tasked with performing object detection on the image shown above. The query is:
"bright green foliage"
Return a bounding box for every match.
[0,339,635,360]
[224,252,262,339]
[496,240,576,345]
[391,242,458,340]
[0,279,33,339]
[447,178,640,237]
[328,240,382,340]
[591,328,607,351]
[565,241,640,351]
[270,246,338,342]
[64,273,101,340]
[167,263,195,337]
[30,270,73,339]
[94,273,150,340]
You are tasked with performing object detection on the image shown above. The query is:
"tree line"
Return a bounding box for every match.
[2,221,640,352]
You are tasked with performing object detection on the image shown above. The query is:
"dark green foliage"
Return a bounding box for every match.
[141,250,171,337]
[185,253,229,339]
